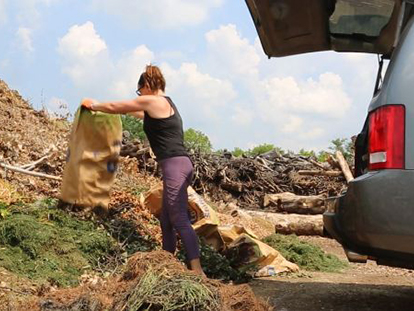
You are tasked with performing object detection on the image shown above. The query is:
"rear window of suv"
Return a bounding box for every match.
[329,0,395,38]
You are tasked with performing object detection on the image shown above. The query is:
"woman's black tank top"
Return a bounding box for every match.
[143,96,188,161]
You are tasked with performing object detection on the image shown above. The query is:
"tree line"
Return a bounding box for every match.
[121,115,354,162]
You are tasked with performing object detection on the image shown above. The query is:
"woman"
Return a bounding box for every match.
[81,65,204,276]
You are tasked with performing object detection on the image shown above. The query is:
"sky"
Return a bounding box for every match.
[0,0,382,152]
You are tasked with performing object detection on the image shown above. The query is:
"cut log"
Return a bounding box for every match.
[221,181,243,193]
[335,151,354,183]
[263,192,326,214]
[309,159,328,170]
[297,170,342,177]
[245,210,324,236]
[0,162,61,181]
[327,155,340,170]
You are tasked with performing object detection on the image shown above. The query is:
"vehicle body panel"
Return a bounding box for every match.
[369,17,414,168]
[246,0,414,268]
[324,170,414,258]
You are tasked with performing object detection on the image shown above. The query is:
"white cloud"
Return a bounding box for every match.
[231,106,253,126]
[299,127,325,140]
[260,72,351,119]
[16,0,59,28]
[343,52,370,62]
[162,62,237,120]
[206,24,260,78]
[0,0,7,26]
[58,22,107,60]
[112,46,154,98]
[282,116,303,133]
[56,21,363,152]
[16,27,34,52]
[58,22,113,95]
[58,22,154,99]
[91,0,224,29]
[199,24,357,150]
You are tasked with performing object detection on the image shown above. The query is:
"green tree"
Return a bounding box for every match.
[298,148,316,158]
[328,138,353,161]
[121,115,146,141]
[184,128,213,153]
[247,143,276,157]
[232,147,245,157]
[317,150,330,162]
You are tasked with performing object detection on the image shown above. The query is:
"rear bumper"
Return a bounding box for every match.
[323,170,414,268]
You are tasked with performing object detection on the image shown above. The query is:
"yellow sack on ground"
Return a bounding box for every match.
[143,186,298,276]
[227,233,299,276]
[218,225,258,245]
[187,187,219,225]
[143,186,219,225]
[60,107,122,211]
[143,185,164,217]
[193,223,258,252]
[193,218,224,251]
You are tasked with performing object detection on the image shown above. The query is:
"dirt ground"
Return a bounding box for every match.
[251,236,414,311]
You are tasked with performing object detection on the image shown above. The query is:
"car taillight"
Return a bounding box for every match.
[368,105,405,170]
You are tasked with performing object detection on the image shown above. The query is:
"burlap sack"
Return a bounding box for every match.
[218,225,258,244]
[187,187,219,225]
[226,233,299,276]
[143,185,219,225]
[193,219,224,251]
[143,186,298,276]
[143,185,163,217]
[192,224,258,253]
[60,107,122,211]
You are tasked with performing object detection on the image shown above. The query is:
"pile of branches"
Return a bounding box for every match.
[121,140,347,209]
[190,151,347,208]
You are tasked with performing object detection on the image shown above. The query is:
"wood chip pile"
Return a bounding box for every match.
[0,80,69,197]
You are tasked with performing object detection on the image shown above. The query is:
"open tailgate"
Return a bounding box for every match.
[246,0,405,57]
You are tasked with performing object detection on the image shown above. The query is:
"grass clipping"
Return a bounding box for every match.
[0,201,120,287]
[118,251,220,310]
[13,251,271,310]
[114,251,271,311]
[263,233,348,272]
[124,268,220,311]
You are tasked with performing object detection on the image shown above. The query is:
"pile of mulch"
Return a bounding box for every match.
[113,157,161,194]
[17,251,272,311]
[0,79,69,198]
[108,190,162,248]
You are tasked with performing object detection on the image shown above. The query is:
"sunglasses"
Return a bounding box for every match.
[136,85,144,96]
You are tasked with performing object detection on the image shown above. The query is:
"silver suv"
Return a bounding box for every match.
[246,0,414,269]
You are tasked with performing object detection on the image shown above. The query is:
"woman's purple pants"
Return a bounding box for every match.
[159,156,200,261]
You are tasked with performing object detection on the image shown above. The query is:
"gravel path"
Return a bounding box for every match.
[251,236,414,311]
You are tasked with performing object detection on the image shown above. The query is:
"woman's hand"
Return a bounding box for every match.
[81,98,99,110]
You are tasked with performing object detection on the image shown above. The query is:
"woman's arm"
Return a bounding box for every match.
[127,111,145,119]
[84,96,153,114]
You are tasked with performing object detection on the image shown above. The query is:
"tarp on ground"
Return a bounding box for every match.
[143,186,299,277]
